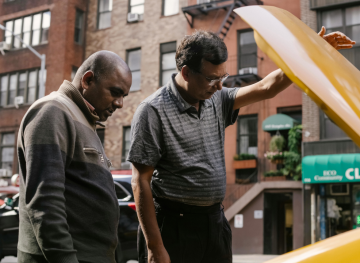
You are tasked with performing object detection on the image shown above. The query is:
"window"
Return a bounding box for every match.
[0,133,15,176]
[71,66,78,81]
[74,10,84,44]
[0,69,46,106]
[98,0,112,29]
[160,41,177,86]
[127,49,141,91]
[320,110,348,139]
[129,0,144,15]
[4,11,51,49]
[320,6,360,69]
[277,106,302,124]
[163,0,179,16]
[238,30,258,75]
[121,126,131,167]
[237,115,258,156]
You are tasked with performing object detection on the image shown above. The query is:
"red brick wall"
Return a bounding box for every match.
[0,0,88,175]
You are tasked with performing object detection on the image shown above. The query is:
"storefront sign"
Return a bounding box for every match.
[262,114,299,132]
[302,154,360,184]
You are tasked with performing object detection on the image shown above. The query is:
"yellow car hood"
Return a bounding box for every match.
[235,6,360,148]
[234,6,360,262]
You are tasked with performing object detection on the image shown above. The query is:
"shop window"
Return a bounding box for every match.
[0,133,15,176]
[319,5,360,69]
[160,41,177,86]
[163,0,179,16]
[0,69,46,106]
[74,9,84,44]
[237,115,258,156]
[4,11,51,49]
[98,0,112,29]
[127,48,141,92]
[121,126,131,168]
[238,30,258,75]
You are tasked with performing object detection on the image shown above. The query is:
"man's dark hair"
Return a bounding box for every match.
[175,31,228,73]
[76,50,128,82]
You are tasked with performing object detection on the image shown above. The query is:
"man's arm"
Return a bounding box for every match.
[233,26,356,110]
[131,162,170,263]
[21,103,78,263]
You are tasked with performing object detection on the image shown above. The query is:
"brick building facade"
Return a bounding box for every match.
[300,0,360,245]
[84,0,188,169]
[0,0,87,182]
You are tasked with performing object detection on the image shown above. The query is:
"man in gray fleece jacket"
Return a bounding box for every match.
[17,51,132,263]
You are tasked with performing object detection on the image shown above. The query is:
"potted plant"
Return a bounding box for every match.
[270,134,285,152]
[233,153,257,169]
[262,170,287,181]
[264,151,285,164]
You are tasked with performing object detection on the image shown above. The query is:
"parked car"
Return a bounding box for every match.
[0,172,138,263]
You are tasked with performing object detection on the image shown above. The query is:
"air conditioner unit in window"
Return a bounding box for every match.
[127,13,139,23]
[239,67,258,75]
[14,96,24,109]
[0,41,10,55]
[0,169,10,177]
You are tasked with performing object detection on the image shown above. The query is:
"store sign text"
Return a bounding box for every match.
[309,168,360,182]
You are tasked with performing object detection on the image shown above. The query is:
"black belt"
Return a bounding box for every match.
[154,197,223,217]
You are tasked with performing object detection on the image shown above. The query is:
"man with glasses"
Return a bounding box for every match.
[128,30,355,263]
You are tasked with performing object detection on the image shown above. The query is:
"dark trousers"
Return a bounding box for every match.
[138,198,232,263]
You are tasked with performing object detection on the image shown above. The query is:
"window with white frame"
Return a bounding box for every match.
[320,5,360,69]
[0,69,46,106]
[0,133,15,176]
[4,11,51,49]
[98,0,113,29]
[74,9,84,44]
[129,0,144,15]
[237,115,258,156]
[160,41,177,86]
[127,49,141,92]
[238,30,258,75]
[163,0,179,16]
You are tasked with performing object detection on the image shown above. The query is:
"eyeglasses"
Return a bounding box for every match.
[191,69,229,87]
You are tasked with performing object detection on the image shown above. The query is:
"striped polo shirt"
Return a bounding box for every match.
[127,75,239,206]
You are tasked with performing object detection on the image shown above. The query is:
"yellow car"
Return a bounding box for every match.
[235,5,360,263]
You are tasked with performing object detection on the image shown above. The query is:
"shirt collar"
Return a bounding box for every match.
[167,74,212,113]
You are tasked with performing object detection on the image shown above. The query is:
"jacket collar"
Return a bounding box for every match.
[58,80,100,126]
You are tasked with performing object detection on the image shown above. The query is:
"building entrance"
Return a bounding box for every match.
[264,193,293,255]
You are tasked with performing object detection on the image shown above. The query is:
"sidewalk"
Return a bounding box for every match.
[233,255,278,263]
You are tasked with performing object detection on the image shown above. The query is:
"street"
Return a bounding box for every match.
[1,255,278,263]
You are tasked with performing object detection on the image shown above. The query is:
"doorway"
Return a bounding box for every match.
[264,193,293,255]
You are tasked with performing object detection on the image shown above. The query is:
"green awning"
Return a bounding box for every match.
[302,154,360,184]
[262,114,299,132]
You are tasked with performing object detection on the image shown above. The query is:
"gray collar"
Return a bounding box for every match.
[167,74,212,113]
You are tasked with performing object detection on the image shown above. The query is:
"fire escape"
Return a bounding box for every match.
[182,0,263,88]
